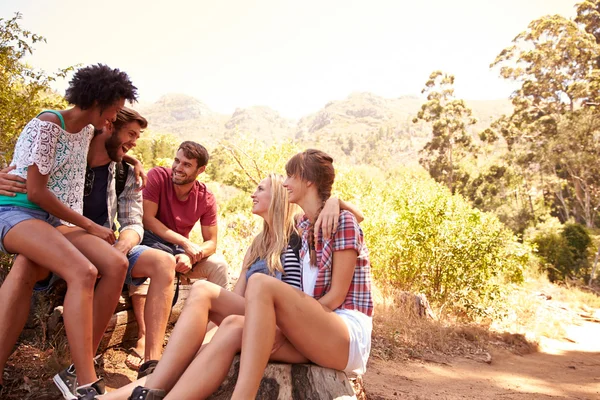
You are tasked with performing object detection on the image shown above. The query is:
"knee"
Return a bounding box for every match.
[149,253,176,283]
[216,257,228,273]
[65,263,98,289]
[189,279,214,303]
[160,253,176,282]
[220,314,245,330]
[217,315,245,350]
[210,255,229,287]
[109,251,129,278]
[246,273,274,296]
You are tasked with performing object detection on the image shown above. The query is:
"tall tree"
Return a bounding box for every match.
[487,4,600,227]
[414,71,477,194]
[0,12,71,162]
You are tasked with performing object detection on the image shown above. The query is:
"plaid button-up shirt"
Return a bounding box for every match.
[104,162,144,243]
[299,210,373,317]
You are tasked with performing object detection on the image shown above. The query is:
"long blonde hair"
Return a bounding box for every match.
[243,173,300,275]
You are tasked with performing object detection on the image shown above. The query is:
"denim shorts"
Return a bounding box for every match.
[0,206,61,254]
[141,229,185,256]
[126,244,151,286]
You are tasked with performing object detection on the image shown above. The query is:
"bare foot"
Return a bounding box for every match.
[125,338,145,371]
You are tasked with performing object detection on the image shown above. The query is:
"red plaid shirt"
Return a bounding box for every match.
[299,210,373,316]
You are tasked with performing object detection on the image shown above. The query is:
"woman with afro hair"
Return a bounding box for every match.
[0,64,138,399]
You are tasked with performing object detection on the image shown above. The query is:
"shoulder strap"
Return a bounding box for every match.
[115,161,130,198]
[36,110,66,130]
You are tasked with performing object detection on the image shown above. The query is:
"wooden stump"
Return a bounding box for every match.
[208,356,357,400]
[46,285,193,351]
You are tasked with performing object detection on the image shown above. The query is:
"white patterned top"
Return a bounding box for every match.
[9,118,94,225]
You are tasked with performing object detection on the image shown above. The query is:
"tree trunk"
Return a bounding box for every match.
[208,356,357,400]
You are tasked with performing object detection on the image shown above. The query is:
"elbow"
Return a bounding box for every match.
[27,187,44,205]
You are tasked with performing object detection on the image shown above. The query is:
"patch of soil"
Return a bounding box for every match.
[363,320,600,400]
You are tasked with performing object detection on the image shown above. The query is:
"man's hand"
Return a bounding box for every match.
[0,166,27,197]
[133,161,147,190]
[113,240,131,255]
[316,197,340,240]
[181,240,204,264]
[175,253,193,274]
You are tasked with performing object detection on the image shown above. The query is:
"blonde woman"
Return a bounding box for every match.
[101,173,362,399]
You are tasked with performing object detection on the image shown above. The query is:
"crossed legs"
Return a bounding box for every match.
[0,222,127,386]
[231,273,350,399]
[100,280,244,400]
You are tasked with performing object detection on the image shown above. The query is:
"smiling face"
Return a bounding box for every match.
[105,120,141,162]
[283,174,308,205]
[90,98,126,130]
[251,178,272,218]
[172,149,203,185]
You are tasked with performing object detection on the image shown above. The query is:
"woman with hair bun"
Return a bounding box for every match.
[230,149,373,399]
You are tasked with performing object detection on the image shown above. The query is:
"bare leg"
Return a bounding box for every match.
[0,256,50,384]
[59,226,129,352]
[97,376,148,399]
[166,315,308,400]
[232,274,350,399]
[129,249,175,361]
[127,252,228,361]
[129,287,147,364]
[143,280,245,391]
[3,221,99,385]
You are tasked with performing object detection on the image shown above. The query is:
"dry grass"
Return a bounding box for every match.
[371,269,600,365]
[490,270,600,342]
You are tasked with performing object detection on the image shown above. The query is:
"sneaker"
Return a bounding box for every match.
[128,386,166,400]
[54,356,104,399]
[137,360,159,379]
[75,378,105,400]
[53,364,78,400]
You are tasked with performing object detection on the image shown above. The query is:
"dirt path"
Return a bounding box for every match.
[364,321,600,399]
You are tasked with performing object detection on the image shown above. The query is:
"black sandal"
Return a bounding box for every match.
[137,360,159,379]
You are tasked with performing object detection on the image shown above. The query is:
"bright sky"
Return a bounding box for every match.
[1,0,576,118]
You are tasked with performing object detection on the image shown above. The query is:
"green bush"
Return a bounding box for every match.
[525,218,591,282]
[335,166,529,317]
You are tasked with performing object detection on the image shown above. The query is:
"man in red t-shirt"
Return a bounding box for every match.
[127,141,228,367]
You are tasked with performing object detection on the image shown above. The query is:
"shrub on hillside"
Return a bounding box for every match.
[525,218,592,282]
[335,166,529,317]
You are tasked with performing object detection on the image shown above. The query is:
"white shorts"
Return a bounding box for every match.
[335,308,372,375]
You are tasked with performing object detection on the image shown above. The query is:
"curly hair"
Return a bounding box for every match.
[65,64,138,110]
